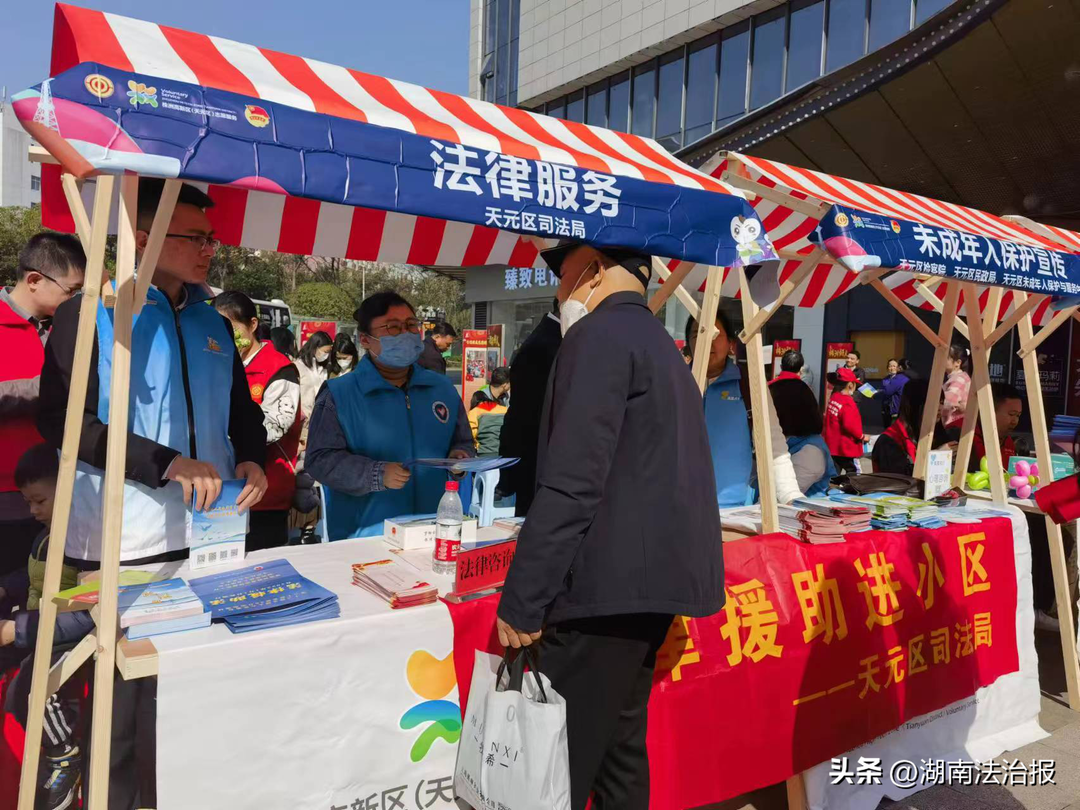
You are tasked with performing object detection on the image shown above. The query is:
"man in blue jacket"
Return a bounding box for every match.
[305,291,474,540]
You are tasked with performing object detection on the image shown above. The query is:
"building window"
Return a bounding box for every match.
[30,175,41,191]
[915,0,951,24]
[482,0,519,106]
[631,62,656,137]
[547,97,566,119]
[566,90,585,123]
[786,0,825,91]
[749,7,787,110]
[684,35,718,145]
[608,72,631,133]
[586,81,607,127]
[655,50,685,150]
[825,0,868,73]
[869,0,911,50]
[716,22,750,128]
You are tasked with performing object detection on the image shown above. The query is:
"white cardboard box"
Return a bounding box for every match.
[384,515,478,550]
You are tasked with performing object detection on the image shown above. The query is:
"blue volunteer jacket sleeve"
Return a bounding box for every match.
[497,328,631,632]
[304,385,385,496]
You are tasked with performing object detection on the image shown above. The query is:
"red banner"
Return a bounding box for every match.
[447,520,1018,809]
[298,320,336,346]
[772,338,802,378]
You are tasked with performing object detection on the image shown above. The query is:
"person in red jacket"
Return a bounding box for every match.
[0,233,85,577]
[823,367,867,474]
[214,291,301,550]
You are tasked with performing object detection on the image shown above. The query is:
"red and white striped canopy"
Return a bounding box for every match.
[40,3,743,270]
[662,152,1079,326]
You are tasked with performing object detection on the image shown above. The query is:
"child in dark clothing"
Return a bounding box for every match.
[1,444,87,810]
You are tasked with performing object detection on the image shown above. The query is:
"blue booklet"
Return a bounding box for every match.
[187,479,248,570]
[405,457,519,474]
[188,559,339,633]
[117,578,205,629]
[126,611,211,640]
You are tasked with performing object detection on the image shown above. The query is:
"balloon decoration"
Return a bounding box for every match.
[965,457,1011,492]
[1009,460,1040,499]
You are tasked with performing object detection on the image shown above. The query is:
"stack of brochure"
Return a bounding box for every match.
[831,493,945,529]
[777,497,871,543]
[189,559,340,633]
[352,555,438,609]
[118,578,210,640]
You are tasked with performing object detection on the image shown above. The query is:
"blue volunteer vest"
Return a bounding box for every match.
[68,284,236,561]
[786,434,837,496]
[704,363,754,508]
[324,355,462,540]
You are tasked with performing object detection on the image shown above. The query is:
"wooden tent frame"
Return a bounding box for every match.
[16,154,1078,810]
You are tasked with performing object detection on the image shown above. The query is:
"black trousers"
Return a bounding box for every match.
[539,613,673,810]
[0,518,41,577]
[247,509,290,552]
[832,455,858,474]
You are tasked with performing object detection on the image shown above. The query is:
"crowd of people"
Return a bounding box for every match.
[0,177,1072,810]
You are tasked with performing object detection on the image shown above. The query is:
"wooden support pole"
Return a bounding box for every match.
[648,259,697,316]
[986,294,1041,347]
[914,284,960,480]
[916,281,969,339]
[1017,304,1078,359]
[17,174,115,810]
[739,248,825,341]
[652,258,701,321]
[1018,308,1080,710]
[870,277,947,349]
[86,174,140,810]
[132,178,181,314]
[60,173,115,302]
[951,290,1002,489]
[739,266,779,534]
[45,632,98,697]
[691,266,723,393]
[720,171,830,219]
[961,283,1007,504]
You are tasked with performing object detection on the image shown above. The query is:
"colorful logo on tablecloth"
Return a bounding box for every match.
[400,650,460,762]
[244,104,271,127]
[84,73,114,100]
[126,80,158,108]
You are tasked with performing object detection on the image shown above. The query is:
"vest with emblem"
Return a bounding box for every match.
[244,342,302,511]
[68,284,236,561]
[324,355,460,540]
[704,362,754,507]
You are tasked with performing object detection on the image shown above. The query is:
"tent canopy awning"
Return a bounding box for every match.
[19,3,774,273]
[663,151,1080,327]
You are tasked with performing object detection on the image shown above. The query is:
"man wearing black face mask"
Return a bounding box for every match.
[496,243,723,810]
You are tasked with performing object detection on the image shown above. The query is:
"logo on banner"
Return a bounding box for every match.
[890,220,902,234]
[126,80,158,109]
[432,401,450,424]
[84,73,114,99]
[834,212,850,228]
[244,104,271,127]
[399,650,460,762]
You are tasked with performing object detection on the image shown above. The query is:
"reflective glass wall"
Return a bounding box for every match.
[534,0,952,151]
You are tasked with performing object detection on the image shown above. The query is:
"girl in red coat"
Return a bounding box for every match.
[823,367,867,474]
[215,291,302,550]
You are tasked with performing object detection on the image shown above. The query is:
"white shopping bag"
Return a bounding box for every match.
[455,647,571,810]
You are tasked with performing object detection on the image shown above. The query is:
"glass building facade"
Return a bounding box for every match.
[526,0,953,150]
[480,0,521,106]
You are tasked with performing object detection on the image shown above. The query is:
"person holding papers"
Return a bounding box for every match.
[305,291,474,540]
[497,242,722,810]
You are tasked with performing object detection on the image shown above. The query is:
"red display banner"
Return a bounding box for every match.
[446,520,1018,809]
[451,540,517,599]
[299,320,337,346]
[773,338,802,378]
[461,329,489,407]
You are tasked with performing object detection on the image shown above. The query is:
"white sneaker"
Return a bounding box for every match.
[1035,610,1061,633]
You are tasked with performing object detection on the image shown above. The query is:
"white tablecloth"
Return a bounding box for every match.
[152,538,461,810]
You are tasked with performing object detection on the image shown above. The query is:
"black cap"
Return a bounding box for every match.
[540,240,652,288]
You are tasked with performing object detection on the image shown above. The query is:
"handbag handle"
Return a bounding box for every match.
[496,646,549,704]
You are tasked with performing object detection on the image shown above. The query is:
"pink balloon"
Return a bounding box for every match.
[1009,475,1027,490]
[1031,463,1040,478]
[1016,484,1032,499]
[1015,460,1030,477]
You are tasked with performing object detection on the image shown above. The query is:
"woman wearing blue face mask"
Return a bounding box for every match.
[304,291,475,539]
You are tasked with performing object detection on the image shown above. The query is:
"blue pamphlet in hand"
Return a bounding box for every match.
[405,457,519,474]
[187,479,248,570]
[188,559,340,633]
[857,383,877,399]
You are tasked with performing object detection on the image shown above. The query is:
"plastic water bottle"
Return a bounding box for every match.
[433,480,463,576]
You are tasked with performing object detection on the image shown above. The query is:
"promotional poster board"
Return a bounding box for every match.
[486,325,504,375]
[772,339,802,378]
[299,320,337,347]
[462,329,489,408]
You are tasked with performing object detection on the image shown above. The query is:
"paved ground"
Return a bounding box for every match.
[703,633,1080,810]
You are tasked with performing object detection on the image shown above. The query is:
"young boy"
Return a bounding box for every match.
[968,382,1023,472]
[824,367,868,474]
[1,443,87,810]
